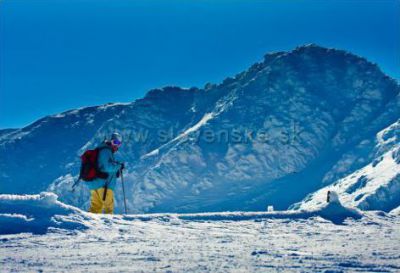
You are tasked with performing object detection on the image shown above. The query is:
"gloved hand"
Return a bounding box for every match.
[116,163,125,178]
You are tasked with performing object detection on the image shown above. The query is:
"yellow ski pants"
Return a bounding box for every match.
[89,188,114,214]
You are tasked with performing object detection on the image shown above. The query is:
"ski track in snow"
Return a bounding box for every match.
[1,214,400,272]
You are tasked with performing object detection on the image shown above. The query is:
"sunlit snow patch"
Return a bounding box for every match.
[294,148,400,212]
[0,192,94,235]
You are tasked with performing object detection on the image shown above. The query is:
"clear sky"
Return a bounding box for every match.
[1,0,399,129]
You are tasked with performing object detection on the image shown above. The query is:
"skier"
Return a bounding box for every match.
[86,132,124,214]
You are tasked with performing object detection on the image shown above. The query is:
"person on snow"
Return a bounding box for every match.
[86,132,124,214]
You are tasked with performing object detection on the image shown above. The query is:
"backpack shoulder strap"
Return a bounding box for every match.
[96,146,112,153]
[94,145,113,180]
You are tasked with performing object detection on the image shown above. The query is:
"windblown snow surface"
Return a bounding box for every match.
[1,193,400,272]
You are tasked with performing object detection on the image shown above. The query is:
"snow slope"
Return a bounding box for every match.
[1,45,399,214]
[390,206,400,216]
[1,193,399,272]
[293,120,400,212]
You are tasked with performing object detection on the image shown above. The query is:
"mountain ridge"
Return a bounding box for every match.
[1,44,399,214]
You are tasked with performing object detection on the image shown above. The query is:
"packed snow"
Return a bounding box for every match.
[1,193,399,272]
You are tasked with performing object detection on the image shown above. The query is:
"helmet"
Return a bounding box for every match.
[111,132,122,147]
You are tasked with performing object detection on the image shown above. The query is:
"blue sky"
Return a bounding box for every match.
[1,0,399,129]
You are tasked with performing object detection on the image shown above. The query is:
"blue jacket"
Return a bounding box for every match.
[85,142,121,191]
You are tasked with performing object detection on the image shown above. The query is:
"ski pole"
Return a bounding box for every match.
[102,173,113,201]
[71,177,81,192]
[120,169,128,214]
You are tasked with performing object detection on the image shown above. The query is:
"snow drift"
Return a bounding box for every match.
[389,205,400,216]
[0,192,94,235]
[0,192,362,235]
[173,191,362,225]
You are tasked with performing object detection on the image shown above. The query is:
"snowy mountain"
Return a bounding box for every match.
[0,103,128,193]
[293,119,400,212]
[1,44,399,214]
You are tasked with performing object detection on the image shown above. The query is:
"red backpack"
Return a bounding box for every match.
[79,148,109,181]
